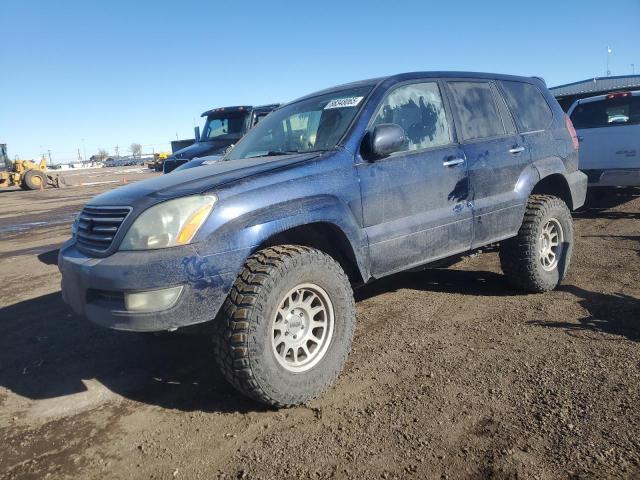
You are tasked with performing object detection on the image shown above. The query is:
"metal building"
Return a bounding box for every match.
[550,74,640,111]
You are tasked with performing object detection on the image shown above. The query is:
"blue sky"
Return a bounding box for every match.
[1,0,639,163]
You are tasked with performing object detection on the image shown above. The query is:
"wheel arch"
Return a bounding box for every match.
[200,195,371,285]
[522,156,576,210]
[257,221,367,285]
[531,173,574,210]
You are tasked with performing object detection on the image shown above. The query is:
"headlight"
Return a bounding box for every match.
[119,195,217,250]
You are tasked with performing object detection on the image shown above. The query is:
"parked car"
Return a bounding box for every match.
[163,104,279,173]
[568,91,639,187]
[104,157,144,168]
[59,72,586,407]
[172,155,223,173]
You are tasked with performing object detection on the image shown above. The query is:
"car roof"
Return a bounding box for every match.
[567,90,640,114]
[253,103,281,113]
[292,71,545,103]
[574,90,640,104]
[201,104,280,117]
[201,106,252,117]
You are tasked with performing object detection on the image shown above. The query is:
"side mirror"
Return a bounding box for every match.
[367,123,407,159]
[194,126,201,142]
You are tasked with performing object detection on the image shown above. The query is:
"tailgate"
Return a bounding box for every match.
[577,124,640,170]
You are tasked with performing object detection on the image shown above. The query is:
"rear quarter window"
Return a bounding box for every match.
[447,81,505,141]
[500,81,553,132]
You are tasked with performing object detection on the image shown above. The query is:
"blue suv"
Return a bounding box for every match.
[59,72,587,406]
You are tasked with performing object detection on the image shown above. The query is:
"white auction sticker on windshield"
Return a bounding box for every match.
[324,96,364,109]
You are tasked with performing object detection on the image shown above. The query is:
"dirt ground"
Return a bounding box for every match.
[0,174,638,480]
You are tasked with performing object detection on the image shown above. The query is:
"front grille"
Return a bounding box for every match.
[76,205,132,253]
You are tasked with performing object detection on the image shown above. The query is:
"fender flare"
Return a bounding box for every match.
[200,194,370,280]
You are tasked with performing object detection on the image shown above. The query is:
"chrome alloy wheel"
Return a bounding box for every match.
[539,218,564,271]
[271,283,335,373]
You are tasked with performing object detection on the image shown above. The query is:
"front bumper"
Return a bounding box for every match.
[58,240,247,332]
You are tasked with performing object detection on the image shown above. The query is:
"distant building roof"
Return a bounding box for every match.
[550,75,640,98]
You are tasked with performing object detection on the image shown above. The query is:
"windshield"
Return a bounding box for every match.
[200,112,248,141]
[226,86,372,160]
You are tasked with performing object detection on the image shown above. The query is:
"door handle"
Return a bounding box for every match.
[578,136,584,142]
[509,146,525,154]
[442,158,465,167]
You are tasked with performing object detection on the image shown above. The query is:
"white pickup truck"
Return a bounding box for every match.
[568,91,640,187]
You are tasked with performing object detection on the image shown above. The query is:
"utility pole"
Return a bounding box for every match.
[77,148,82,162]
[48,149,53,166]
[114,145,120,158]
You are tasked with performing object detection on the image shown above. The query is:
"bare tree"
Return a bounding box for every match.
[129,143,142,158]
[90,148,109,162]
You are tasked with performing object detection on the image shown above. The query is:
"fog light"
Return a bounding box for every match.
[124,286,183,312]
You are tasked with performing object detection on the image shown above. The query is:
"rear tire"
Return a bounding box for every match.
[213,245,356,407]
[499,195,574,293]
[23,170,47,190]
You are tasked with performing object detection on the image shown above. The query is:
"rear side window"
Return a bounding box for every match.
[447,81,505,141]
[501,81,553,132]
[371,82,451,152]
[571,95,640,129]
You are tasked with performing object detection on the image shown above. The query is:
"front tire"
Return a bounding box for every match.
[213,245,356,407]
[499,195,574,293]
[23,170,47,190]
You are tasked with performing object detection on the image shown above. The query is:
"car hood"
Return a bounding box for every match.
[171,139,235,160]
[88,152,321,207]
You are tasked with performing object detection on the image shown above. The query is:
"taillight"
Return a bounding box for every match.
[565,114,579,150]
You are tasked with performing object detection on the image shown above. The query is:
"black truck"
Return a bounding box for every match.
[162,104,279,173]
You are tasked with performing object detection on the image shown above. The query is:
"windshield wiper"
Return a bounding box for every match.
[248,150,300,158]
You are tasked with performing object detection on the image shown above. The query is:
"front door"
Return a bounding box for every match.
[356,81,472,277]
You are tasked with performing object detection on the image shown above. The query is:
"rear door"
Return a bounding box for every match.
[500,79,556,171]
[446,80,528,248]
[356,80,472,277]
[569,92,640,172]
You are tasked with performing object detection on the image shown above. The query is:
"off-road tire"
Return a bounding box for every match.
[499,195,574,293]
[213,245,356,407]
[23,170,47,190]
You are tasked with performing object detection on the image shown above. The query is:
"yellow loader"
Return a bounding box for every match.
[147,152,170,172]
[0,144,60,190]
